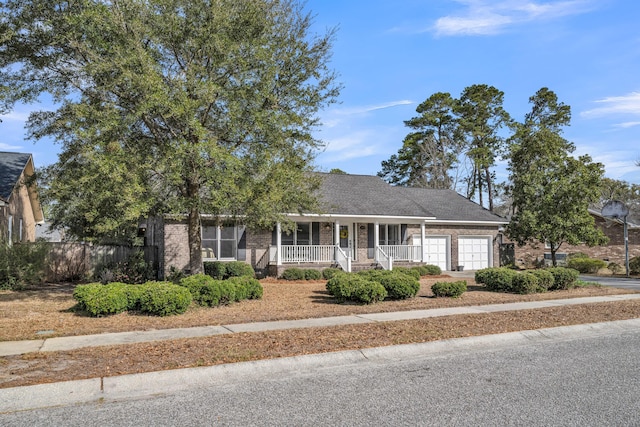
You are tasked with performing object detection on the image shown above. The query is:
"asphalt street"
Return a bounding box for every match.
[3,319,640,426]
[580,274,640,291]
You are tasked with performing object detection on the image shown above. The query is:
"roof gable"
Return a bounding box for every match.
[0,151,32,201]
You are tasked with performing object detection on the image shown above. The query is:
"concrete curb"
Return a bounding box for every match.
[2,318,640,413]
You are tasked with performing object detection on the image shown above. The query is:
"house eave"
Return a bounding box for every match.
[284,212,437,222]
[423,219,508,227]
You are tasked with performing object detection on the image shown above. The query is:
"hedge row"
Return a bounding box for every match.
[280,268,323,281]
[567,257,607,274]
[326,270,420,304]
[475,267,579,294]
[180,274,263,306]
[203,261,255,280]
[73,281,192,317]
[73,274,264,317]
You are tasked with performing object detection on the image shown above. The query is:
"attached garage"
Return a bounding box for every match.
[411,235,450,271]
[458,236,492,270]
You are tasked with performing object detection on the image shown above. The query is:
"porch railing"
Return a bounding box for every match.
[280,245,336,263]
[376,246,393,271]
[380,245,422,262]
[335,246,352,273]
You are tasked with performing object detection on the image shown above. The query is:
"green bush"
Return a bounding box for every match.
[547,267,580,290]
[608,262,623,275]
[567,252,589,259]
[431,281,467,298]
[423,264,442,276]
[227,276,264,300]
[530,269,554,292]
[139,281,192,316]
[94,250,154,284]
[304,269,322,280]
[326,273,387,304]
[376,271,420,299]
[204,261,226,280]
[224,261,255,279]
[392,266,421,280]
[180,273,214,295]
[476,268,518,292]
[511,273,540,294]
[629,257,640,275]
[567,257,607,274]
[73,282,129,317]
[322,268,342,280]
[198,281,223,307]
[0,241,49,290]
[203,261,254,280]
[281,268,306,281]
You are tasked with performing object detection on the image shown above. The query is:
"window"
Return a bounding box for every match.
[379,224,400,245]
[7,215,12,245]
[202,224,238,260]
[281,222,315,245]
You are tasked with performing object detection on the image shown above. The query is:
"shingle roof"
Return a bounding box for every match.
[316,173,505,223]
[0,152,32,201]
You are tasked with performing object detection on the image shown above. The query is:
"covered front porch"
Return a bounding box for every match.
[268,218,431,272]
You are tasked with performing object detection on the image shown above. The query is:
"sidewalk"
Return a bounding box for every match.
[2,293,640,357]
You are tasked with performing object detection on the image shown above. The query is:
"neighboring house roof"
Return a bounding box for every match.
[589,208,640,229]
[0,151,45,223]
[315,173,505,224]
[0,152,33,201]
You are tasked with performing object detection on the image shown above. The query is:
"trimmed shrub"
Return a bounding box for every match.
[511,273,540,295]
[567,257,607,274]
[73,282,129,317]
[431,280,467,298]
[322,268,342,280]
[180,274,216,298]
[227,276,264,300]
[139,281,192,316]
[281,267,306,281]
[217,280,237,305]
[393,266,421,280]
[224,261,255,279]
[204,261,227,280]
[629,256,640,275]
[530,269,554,292]
[567,252,589,259]
[476,268,518,292]
[423,264,442,276]
[304,269,322,280]
[198,281,223,307]
[375,271,420,300]
[326,273,387,304]
[547,267,580,290]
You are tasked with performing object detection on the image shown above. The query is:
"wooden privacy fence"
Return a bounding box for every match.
[45,243,158,282]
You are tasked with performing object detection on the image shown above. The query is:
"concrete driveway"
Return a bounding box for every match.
[580,275,640,291]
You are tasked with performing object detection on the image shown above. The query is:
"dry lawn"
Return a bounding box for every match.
[1,275,639,389]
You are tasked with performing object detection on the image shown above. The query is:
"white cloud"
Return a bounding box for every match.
[432,0,596,36]
[581,92,640,118]
[0,111,30,122]
[574,144,640,181]
[321,100,413,128]
[319,130,389,162]
[0,142,23,150]
[614,121,640,129]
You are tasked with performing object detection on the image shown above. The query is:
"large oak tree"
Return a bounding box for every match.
[1,0,340,273]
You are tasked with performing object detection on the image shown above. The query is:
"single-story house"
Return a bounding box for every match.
[0,152,44,244]
[146,173,507,278]
[512,209,640,267]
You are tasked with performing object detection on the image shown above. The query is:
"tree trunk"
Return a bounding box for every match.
[485,167,493,212]
[187,207,203,274]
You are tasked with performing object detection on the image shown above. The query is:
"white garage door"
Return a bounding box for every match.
[412,235,449,271]
[458,237,491,270]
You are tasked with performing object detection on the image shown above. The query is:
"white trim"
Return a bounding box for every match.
[424,219,506,226]
[285,213,437,221]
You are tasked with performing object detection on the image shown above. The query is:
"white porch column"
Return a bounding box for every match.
[334,220,340,254]
[374,221,380,262]
[276,222,282,266]
[420,222,426,263]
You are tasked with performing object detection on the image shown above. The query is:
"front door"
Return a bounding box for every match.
[339,224,355,260]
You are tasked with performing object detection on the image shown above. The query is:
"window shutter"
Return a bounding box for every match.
[312,222,320,245]
[271,226,277,245]
[237,226,246,261]
[367,223,374,259]
[401,224,408,244]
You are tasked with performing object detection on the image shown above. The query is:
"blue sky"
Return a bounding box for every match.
[1,0,639,186]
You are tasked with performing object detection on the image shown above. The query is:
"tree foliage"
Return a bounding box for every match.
[378,92,459,189]
[1,0,340,271]
[506,88,607,265]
